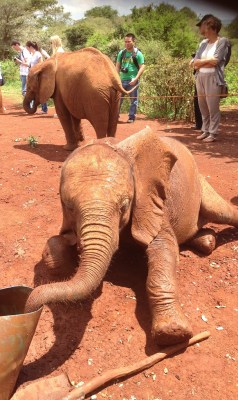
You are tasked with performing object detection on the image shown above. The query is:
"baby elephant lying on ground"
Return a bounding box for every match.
[25,127,238,345]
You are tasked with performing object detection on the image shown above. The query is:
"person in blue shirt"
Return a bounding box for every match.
[116,33,145,123]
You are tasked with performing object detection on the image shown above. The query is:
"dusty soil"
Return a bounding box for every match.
[0,98,237,400]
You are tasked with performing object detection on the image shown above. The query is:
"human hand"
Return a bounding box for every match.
[129,78,137,86]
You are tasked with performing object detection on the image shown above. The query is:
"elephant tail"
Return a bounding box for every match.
[110,70,139,95]
[118,82,139,95]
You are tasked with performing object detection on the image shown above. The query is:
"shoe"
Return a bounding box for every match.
[127,119,134,123]
[191,126,202,130]
[197,132,209,140]
[37,110,47,115]
[203,134,216,143]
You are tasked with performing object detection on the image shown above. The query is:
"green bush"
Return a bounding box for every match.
[139,56,194,120]
[221,62,238,105]
[1,59,19,82]
[0,59,23,102]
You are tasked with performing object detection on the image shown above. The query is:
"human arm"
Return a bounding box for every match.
[193,57,217,70]
[129,63,145,85]
[214,37,231,65]
[14,57,29,67]
[14,48,30,67]
[41,48,51,59]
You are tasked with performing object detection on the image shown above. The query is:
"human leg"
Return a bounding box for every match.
[203,75,220,140]
[20,75,27,96]
[196,73,211,139]
[128,84,139,121]
[0,87,4,113]
[119,80,130,117]
[41,103,48,113]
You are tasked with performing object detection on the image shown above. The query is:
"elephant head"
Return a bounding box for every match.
[23,57,57,114]
[25,127,177,312]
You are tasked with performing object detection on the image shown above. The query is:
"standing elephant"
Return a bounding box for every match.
[23,48,137,150]
[25,127,238,345]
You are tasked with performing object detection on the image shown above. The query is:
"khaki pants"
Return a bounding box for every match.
[196,72,221,136]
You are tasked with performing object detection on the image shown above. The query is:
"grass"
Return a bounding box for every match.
[27,135,38,148]
[1,81,24,106]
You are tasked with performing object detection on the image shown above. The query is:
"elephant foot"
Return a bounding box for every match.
[188,228,217,255]
[63,143,78,151]
[152,305,193,346]
[42,235,78,277]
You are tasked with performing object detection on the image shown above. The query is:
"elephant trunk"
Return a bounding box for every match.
[25,207,119,312]
[23,96,37,114]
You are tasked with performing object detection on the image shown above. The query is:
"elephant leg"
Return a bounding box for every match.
[71,116,85,144]
[187,228,217,255]
[42,235,78,278]
[90,101,110,139]
[107,90,120,137]
[199,175,238,228]
[54,97,79,151]
[146,227,193,346]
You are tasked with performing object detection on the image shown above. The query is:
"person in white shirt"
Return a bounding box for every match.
[193,16,230,142]
[40,47,50,60]
[11,39,30,96]
[25,41,48,114]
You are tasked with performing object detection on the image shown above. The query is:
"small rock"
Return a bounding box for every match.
[201,314,208,322]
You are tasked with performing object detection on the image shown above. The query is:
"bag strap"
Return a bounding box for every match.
[120,48,140,70]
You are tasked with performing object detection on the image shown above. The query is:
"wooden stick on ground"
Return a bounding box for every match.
[62,330,210,400]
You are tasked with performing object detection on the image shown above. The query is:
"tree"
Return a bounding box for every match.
[227,15,238,38]
[179,6,197,19]
[31,0,72,28]
[65,23,94,50]
[0,0,72,58]
[115,3,199,58]
[85,5,118,19]
[0,0,31,58]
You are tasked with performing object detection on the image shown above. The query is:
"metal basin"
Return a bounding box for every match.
[0,286,42,400]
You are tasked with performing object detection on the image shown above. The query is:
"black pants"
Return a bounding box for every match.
[194,85,202,129]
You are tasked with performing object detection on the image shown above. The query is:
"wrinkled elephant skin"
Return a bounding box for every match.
[23,48,136,151]
[25,127,238,346]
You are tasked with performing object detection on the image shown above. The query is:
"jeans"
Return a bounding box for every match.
[41,103,48,113]
[120,80,139,120]
[20,75,27,96]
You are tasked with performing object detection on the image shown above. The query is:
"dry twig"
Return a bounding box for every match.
[62,330,210,400]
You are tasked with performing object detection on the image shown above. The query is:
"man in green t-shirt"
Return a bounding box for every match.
[116,33,145,123]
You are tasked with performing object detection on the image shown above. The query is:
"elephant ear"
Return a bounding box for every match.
[32,58,56,103]
[118,126,177,246]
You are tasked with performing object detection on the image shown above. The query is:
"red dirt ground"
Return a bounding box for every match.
[0,98,237,400]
